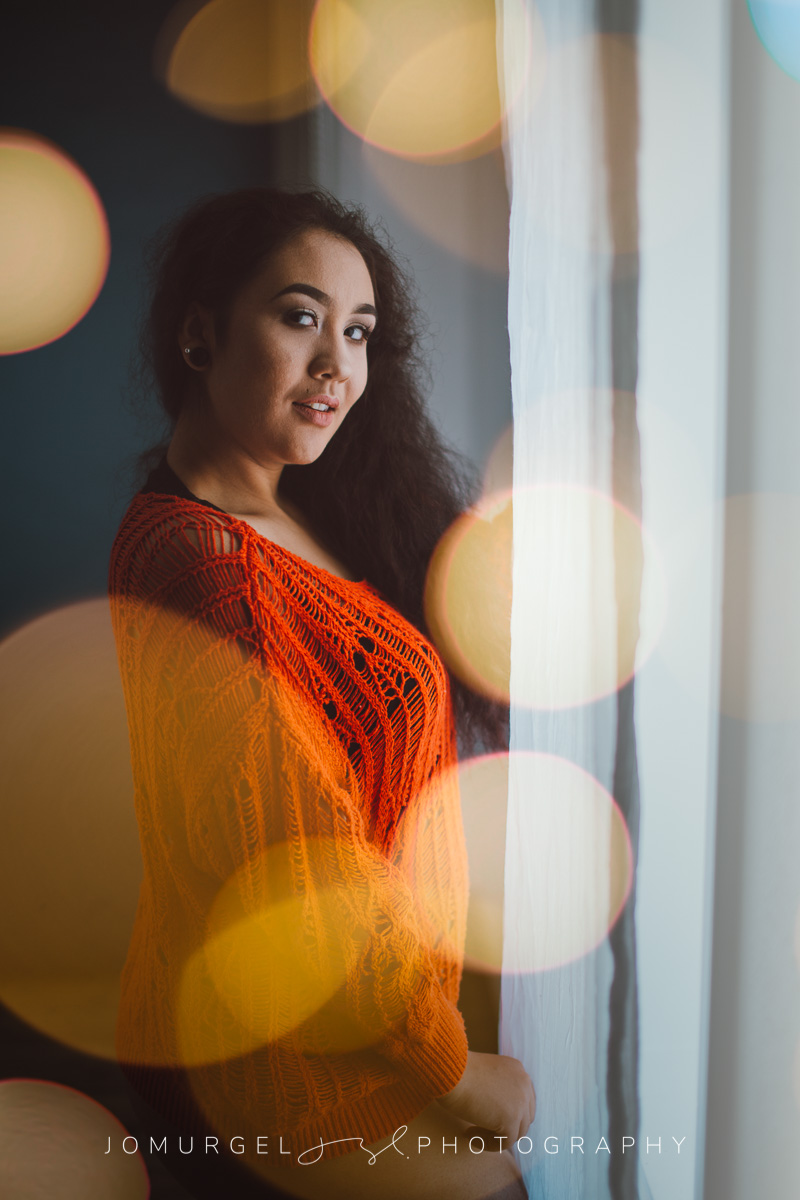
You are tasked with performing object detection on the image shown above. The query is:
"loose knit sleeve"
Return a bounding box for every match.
[181,667,468,1096]
[110,498,469,1149]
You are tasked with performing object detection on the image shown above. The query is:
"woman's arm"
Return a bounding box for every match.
[180,668,469,1098]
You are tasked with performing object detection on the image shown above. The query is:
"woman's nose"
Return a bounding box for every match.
[309,333,349,382]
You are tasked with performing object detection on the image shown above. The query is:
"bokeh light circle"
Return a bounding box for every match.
[158,0,319,124]
[747,1,800,82]
[408,752,632,974]
[481,421,513,498]
[0,600,140,1059]
[0,1080,149,1200]
[310,0,538,163]
[177,838,371,1068]
[364,144,510,273]
[0,130,109,354]
[424,485,667,709]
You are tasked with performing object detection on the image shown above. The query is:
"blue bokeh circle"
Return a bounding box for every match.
[747,1,800,82]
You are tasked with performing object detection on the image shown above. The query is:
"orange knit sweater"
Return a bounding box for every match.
[108,489,469,1159]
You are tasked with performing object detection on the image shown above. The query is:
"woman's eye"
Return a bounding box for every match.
[347,324,372,344]
[287,309,317,328]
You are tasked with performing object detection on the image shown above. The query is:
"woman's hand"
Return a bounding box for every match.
[437,1050,536,1144]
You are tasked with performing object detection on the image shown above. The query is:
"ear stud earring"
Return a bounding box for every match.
[183,346,210,368]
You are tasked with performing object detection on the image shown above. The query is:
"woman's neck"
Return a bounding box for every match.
[167,409,286,521]
[165,410,355,580]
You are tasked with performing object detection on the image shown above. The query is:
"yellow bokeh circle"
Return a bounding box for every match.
[364,144,510,274]
[503,752,632,973]
[424,485,667,709]
[159,0,320,124]
[0,599,140,1060]
[177,838,373,1068]
[481,421,513,498]
[0,130,109,354]
[424,491,513,705]
[407,752,632,976]
[310,0,537,163]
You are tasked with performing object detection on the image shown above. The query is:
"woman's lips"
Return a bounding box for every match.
[292,401,336,427]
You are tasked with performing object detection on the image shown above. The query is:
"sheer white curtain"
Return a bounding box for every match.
[496,2,728,1199]
[498,6,619,1198]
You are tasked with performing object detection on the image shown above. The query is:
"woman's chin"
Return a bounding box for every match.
[274,451,324,473]
[281,432,337,467]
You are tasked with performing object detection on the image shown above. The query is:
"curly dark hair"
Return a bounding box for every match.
[136,186,507,753]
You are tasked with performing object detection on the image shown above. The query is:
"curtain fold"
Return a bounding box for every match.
[497,2,643,1196]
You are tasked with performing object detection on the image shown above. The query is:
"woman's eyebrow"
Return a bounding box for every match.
[270,282,377,317]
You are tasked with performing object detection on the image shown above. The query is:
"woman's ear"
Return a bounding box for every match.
[177,303,215,368]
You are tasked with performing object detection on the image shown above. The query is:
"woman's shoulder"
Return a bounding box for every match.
[112,488,245,555]
[114,457,243,562]
[109,491,249,601]
[115,489,243,552]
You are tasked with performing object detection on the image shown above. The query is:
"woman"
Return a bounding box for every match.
[109,188,534,1200]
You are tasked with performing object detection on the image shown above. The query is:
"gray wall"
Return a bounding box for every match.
[705,5,800,1197]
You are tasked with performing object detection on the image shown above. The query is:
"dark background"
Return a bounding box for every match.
[1,1,308,641]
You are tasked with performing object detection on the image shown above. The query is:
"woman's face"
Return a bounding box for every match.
[187,228,376,468]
